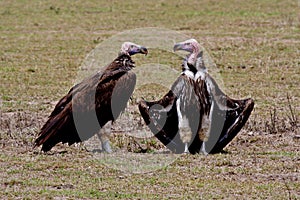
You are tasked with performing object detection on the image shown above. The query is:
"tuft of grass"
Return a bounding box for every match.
[263,94,299,135]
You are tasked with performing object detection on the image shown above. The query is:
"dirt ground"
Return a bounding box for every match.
[0,102,299,199]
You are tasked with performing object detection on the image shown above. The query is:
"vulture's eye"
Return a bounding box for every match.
[130,45,134,49]
[186,43,191,46]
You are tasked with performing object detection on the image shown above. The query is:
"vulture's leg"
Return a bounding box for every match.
[198,118,210,155]
[200,143,208,155]
[176,99,192,153]
[199,102,214,155]
[97,121,112,153]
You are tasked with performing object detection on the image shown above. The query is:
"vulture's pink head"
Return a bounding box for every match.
[120,42,148,56]
[173,39,200,53]
[174,39,200,65]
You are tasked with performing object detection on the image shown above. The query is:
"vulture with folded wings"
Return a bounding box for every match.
[34,42,148,152]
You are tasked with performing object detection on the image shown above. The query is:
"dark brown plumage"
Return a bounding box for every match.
[34,42,147,152]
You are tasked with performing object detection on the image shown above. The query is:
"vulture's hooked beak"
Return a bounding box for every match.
[140,46,148,56]
[173,43,183,52]
[173,39,195,53]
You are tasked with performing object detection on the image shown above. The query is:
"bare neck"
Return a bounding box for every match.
[187,52,198,65]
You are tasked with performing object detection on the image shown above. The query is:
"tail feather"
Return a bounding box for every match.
[34,106,81,152]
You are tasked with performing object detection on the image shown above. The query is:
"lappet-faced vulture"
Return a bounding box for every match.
[34,42,148,152]
[139,39,254,154]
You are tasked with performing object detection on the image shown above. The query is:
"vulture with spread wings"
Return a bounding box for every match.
[139,39,254,154]
[34,42,148,152]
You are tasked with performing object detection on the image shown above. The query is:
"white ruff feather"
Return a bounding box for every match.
[195,71,206,81]
[182,70,194,79]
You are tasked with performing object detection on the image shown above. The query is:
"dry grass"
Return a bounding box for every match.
[0,0,299,199]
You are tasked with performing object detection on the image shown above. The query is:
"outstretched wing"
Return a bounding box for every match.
[209,98,254,153]
[139,90,185,153]
[139,74,204,154]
